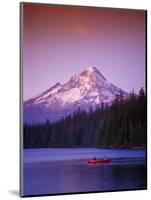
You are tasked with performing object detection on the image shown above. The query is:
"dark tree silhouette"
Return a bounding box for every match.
[24,88,146,149]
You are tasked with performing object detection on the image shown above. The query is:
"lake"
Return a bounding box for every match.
[23,148,146,196]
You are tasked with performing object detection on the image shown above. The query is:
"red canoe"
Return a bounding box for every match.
[88,159,112,164]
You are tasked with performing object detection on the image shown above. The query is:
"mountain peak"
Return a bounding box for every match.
[83,67,99,74]
[80,66,106,82]
[24,66,128,124]
[85,66,96,72]
[80,66,97,76]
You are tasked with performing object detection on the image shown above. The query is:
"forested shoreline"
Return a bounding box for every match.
[24,88,146,149]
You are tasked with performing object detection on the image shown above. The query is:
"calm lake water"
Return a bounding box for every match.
[23,148,146,196]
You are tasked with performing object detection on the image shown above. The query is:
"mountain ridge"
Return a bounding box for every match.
[24,67,128,124]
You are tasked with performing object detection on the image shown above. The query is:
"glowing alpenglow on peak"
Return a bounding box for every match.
[80,67,107,83]
[85,67,96,72]
[84,67,100,76]
[24,67,128,124]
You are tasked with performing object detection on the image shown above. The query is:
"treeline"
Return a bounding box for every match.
[24,88,146,148]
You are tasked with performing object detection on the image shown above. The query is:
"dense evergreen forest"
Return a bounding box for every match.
[24,88,146,148]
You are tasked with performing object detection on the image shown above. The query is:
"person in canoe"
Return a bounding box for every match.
[104,156,107,160]
[93,156,96,160]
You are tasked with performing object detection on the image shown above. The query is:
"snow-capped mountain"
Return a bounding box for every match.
[24,67,128,124]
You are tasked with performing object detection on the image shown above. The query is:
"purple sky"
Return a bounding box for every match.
[23,4,146,100]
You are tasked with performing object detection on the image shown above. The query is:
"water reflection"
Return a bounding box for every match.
[24,158,146,196]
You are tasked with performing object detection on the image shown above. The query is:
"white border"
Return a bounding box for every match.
[0,0,150,199]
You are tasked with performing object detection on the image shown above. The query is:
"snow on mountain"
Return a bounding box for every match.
[24,67,128,124]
